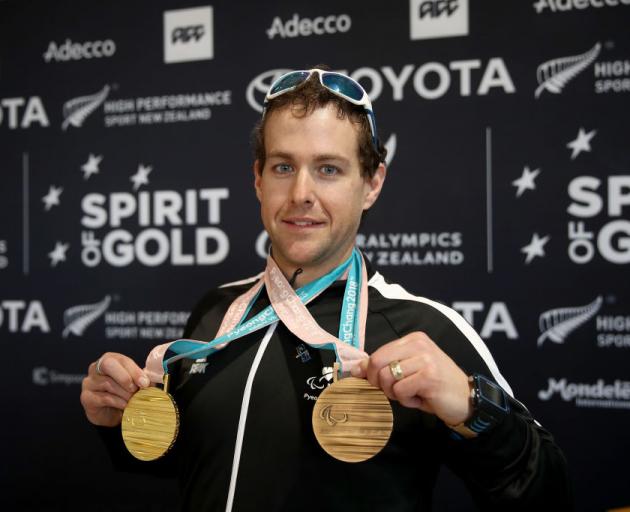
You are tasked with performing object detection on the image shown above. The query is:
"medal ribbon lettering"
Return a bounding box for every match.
[144,248,369,381]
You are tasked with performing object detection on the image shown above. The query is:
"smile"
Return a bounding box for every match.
[283,219,325,228]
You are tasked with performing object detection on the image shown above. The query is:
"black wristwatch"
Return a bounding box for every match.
[448,374,510,439]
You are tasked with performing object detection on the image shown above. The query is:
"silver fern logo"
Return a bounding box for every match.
[534,43,601,98]
[537,296,603,347]
[62,295,111,338]
[61,85,110,130]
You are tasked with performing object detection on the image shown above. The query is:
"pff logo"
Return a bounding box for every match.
[164,6,214,63]
[266,13,351,39]
[410,0,468,40]
[43,38,116,63]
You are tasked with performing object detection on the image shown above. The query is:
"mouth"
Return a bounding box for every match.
[282,218,325,228]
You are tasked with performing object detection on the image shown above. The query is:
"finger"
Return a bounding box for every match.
[82,372,134,400]
[116,356,151,389]
[81,389,128,412]
[377,358,423,399]
[94,390,128,411]
[391,369,436,405]
[98,353,150,390]
[98,356,140,393]
[365,334,430,386]
[350,359,368,378]
[397,395,425,411]
[97,376,135,401]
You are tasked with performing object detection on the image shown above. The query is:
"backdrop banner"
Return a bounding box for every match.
[1,1,628,510]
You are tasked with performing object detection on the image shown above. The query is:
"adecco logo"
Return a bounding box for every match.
[533,0,630,13]
[266,13,351,39]
[43,39,116,63]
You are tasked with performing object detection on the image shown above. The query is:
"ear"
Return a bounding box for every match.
[362,163,386,210]
[253,160,263,202]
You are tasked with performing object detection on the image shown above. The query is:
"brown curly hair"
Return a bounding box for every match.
[252,67,387,179]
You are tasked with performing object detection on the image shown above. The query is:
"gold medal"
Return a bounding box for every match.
[121,374,179,461]
[312,376,393,463]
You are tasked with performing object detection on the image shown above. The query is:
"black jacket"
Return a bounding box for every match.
[100,267,571,511]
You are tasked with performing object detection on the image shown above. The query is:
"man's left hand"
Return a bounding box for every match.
[350,331,472,426]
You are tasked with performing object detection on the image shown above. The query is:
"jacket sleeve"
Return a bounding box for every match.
[376,291,573,510]
[426,305,573,510]
[443,395,572,511]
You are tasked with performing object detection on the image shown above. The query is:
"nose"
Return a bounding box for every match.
[289,168,315,206]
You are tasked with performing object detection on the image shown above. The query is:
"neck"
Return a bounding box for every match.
[272,247,354,289]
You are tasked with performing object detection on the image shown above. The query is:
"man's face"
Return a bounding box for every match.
[254,104,385,274]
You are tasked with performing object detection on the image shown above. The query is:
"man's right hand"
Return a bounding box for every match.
[80,353,151,427]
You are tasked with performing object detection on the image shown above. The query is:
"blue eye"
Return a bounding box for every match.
[274,164,293,174]
[320,166,339,176]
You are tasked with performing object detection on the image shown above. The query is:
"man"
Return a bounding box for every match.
[81,68,571,511]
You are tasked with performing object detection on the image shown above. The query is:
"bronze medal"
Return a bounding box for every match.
[312,377,393,463]
[121,375,179,461]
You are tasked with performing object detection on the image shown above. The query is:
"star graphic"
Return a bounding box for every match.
[567,128,596,160]
[521,233,550,264]
[512,166,540,198]
[130,164,152,191]
[81,154,103,180]
[42,185,63,211]
[48,242,69,267]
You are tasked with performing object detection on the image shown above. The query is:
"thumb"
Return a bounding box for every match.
[350,358,368,378]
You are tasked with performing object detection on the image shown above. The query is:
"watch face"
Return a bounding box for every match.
[478,376,509,411]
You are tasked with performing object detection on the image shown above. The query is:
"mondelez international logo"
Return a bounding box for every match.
[534,42,601,98]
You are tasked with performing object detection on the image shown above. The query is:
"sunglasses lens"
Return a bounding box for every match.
[269,71,311,96]
[321,73,364,102]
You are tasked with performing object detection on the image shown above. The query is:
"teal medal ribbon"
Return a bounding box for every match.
[161,248,365,375]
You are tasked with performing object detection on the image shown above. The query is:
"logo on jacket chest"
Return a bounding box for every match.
[304,366,334,401]
[189,358,208,374]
